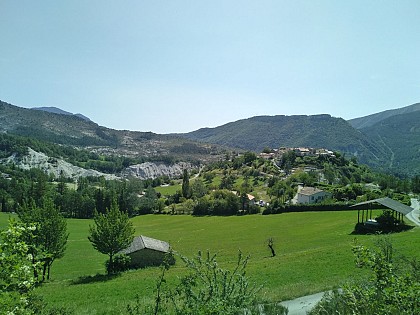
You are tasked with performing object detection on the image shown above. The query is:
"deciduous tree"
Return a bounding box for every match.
[88,200,135,274]
[18,198,68,281]
[0,219,39,314]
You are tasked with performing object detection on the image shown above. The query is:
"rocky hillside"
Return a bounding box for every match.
[4,147,195,181]
[0,100,226,163]
[122,161,193,180]
[4,148,118,180]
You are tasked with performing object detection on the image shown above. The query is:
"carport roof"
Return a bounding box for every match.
[352,197,413,215]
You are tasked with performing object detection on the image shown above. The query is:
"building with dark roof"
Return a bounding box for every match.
[352,197,412,222]
[120,235,174,268]
[352,197,414,232]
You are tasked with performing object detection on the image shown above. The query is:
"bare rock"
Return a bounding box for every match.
[123,161,193,180]
[5,148,118,180]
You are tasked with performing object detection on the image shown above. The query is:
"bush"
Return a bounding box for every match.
[105,254,131,274]
[168,251,259,314]
[309,237,420,315]
[127,251,288,314]
[262,202,352,215]
[375,209,398,229]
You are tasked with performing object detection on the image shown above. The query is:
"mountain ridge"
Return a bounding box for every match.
[181,114,389,167]
[359,110,420,176]
[0,100,226,163]
[1,99,419,176]
[32,106,92,122]
[348,102,420,129]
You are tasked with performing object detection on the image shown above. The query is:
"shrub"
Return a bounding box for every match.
[105,254,131,274]
[375,209,398,229]
[127,251,288,315]
[309,237,420,315]
[168,251,259,314]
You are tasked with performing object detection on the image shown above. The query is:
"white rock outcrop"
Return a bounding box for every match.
[123,161,192,180]
[3,148,195,181]
[5,148,118,180]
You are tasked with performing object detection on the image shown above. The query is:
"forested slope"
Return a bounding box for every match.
[360,111,420,176]
[183,114,389,167]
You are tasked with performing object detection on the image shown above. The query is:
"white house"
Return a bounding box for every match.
[296,186,331,204]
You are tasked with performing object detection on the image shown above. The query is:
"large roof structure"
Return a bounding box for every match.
[352,197,413,215]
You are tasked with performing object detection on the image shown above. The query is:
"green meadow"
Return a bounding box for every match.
[1,211,418,314]
[154,183,181,196]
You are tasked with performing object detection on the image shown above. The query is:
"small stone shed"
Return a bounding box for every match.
[120,235,174,268]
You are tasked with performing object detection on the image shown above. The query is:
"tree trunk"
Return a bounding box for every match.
[108,254,114,274]
[47,260,53,280]
[268,244,276,257]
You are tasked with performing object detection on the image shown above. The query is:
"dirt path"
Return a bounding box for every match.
[279,291,328,315]
[407,198,420,227]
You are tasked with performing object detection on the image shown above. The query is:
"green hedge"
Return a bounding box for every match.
[262,202,353,215]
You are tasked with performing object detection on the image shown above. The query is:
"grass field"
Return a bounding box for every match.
[1,211,418,314]
[154,183,181,196]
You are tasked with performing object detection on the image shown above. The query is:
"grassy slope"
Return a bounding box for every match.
[1,212,418,314]
[154,184,181,196]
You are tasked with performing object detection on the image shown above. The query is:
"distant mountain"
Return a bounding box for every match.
[348,103,420,129]
[182,114,390,167]
[32,106,92,121]
[359,110,420,176]
[0,100,225,162]
[2,98,419,176]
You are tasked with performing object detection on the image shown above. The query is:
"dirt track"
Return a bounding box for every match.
[279,291,327,315]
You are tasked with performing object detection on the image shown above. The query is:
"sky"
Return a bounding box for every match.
[1,1,420,133]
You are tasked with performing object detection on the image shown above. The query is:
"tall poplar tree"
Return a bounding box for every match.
[182,169,191,199]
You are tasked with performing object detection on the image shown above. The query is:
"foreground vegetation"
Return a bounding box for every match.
[309,237,419,314]
[1,211,418,314]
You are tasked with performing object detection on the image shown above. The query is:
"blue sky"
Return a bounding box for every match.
[1,1,419,133]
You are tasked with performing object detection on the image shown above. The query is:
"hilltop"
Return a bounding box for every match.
[182,114,389,169]
[32,106,92,121]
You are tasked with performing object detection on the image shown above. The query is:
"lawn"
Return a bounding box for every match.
[154,183,181,196]
[1,211,418,314]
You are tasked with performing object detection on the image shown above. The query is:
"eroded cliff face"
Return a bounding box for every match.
[5,148,119,180]
[4,147,195,181]
[122,161,194,180]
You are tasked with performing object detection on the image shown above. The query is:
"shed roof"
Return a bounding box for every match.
[299,187,326,196]
[120,235,170,255]
[352,197,413,215]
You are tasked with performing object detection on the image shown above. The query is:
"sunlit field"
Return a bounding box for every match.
[1,211,418,314]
